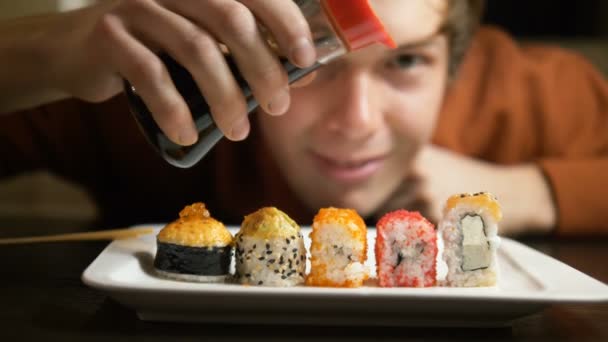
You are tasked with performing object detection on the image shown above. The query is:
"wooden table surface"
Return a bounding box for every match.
[1,220,607,341]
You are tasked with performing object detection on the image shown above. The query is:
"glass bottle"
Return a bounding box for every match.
[125,0,395,168]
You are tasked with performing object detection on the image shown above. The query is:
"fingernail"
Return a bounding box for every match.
[291,37,316,68]
[230,117,250,141]
[267,88,290,115]
[178,124,198,146]
[290,71,317,88]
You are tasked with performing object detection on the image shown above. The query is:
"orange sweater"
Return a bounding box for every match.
[0,27,607,235]
[436,27,608,235]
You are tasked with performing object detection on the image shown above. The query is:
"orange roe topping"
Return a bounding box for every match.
[444,192,502,222]
[313,207,366,229]
[157,202,232,247]
[178,202,210,219]
[311,207,367,263]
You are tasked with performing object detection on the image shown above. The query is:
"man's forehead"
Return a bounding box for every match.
[371,0,447,47]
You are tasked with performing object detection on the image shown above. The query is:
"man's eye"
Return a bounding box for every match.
[389,54,425,69]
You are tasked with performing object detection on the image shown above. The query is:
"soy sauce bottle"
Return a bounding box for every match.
[125,0,395,168]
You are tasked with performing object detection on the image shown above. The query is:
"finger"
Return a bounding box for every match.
[239,0,316,68]
[290,71,317,88]
[165,0,292,116]
[98,13,197,146]
[120,1,249,140]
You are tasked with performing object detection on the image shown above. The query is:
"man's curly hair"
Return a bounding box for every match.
[443,0,485,77]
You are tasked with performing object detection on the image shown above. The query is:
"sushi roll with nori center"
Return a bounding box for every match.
[439,192,502,287]
[306,207,369,288]
[234,207,306,286]
[154,202,233,282]
[375,210,437,287]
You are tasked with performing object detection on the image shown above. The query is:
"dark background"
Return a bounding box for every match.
[483,0,608,38]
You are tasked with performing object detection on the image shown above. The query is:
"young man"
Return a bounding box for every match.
[0,0,606,236]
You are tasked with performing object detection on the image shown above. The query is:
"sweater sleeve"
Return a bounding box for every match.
[532,49,608,235]
[436,26,608,236]
[0,99,103,186]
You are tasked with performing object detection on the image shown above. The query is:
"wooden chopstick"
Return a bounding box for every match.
[0,227,155,245]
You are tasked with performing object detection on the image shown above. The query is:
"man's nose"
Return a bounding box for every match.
[323,69,381,140]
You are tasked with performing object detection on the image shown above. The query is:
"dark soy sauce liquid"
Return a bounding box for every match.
[125,54,321,168]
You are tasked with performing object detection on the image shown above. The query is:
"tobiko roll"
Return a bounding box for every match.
[375,210,437,287]
[306,207,369,288]
[234,207,306,286]
[154,202,233,282]
[439,192,502,287]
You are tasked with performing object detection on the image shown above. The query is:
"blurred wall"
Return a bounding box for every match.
[484,1,608,38]
[0,0,99,225]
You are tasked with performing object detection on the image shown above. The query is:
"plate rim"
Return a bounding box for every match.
[82,225,608,304]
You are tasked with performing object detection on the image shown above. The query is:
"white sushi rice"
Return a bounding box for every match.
[438,204,501,287]
[234,234,306,286]
[311,223,368,285]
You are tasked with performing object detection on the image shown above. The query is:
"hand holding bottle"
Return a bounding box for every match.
[1,0,316,144]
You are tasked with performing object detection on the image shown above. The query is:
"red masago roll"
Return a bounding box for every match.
[375,210,437,287]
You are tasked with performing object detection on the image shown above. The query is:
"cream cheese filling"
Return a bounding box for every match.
[460,214,490,271]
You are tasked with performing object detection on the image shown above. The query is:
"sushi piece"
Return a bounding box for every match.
[306,207,369,288]
[234,207,306,286]
[438,192,502,287]
[375,210,437,287]
[154,202,233,282]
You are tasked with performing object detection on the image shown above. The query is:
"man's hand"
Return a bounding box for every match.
[380,145,557,236]
[0,0,316,145]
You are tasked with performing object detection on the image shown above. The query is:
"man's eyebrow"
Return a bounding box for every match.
[396,33,442,50]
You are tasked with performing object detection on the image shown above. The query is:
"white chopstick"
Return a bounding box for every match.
[0,227,155,245]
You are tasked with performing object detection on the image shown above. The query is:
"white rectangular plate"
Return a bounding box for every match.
[82,226,608,327]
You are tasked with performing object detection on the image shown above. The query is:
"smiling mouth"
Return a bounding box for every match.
[311,152,387,183]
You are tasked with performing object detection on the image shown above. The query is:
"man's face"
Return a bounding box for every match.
[257,0,449,217]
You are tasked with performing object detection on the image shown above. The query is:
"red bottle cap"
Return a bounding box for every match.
[322,0,396,51]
